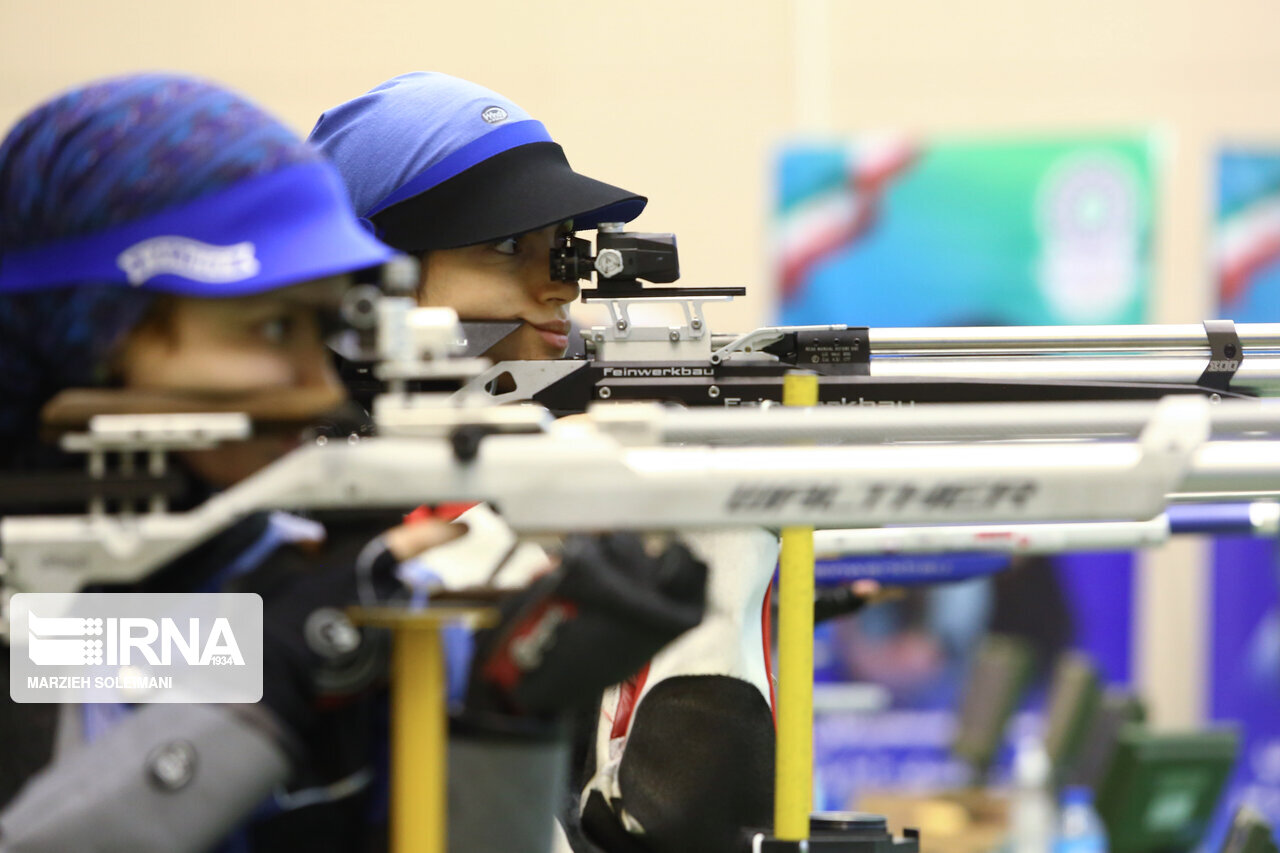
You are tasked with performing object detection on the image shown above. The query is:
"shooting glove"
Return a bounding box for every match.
[255,554,388,741]
[233,516,449,747]
[467,533,708,717]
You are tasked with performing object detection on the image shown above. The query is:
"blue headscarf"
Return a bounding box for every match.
[0,73,321,464]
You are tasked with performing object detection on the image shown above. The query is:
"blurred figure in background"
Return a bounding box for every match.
[833,556,1074,707]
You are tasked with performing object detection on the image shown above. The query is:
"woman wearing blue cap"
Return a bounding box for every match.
[310,71,648,364]
[312,72,785,853]
[0,73,707,853]
[0,72,417,853]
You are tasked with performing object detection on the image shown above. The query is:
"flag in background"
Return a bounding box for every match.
[775,135,917,302]
[1215,149,1280,311]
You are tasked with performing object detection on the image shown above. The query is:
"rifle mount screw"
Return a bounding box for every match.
[599,386,612,399]
[708,385,721,399]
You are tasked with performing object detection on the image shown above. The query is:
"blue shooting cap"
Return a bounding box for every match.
[0,76,392,297]
[0,73,393,456]
[309,72,647,253]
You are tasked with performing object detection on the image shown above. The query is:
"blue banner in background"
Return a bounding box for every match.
[1209,147,1280,846]
[1057,551,1134,686]
[1208,536,1280,848]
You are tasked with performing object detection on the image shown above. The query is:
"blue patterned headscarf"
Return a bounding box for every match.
[0,73,321,463]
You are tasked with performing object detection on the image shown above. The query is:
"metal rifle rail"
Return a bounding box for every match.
[455,315,1280,411]
[853,323,1280,353]
[633,397,1280,444]
[813,500,1280,560]
[807,500,1280,586]
[0,394,1223,596]
[606,398,1280,497]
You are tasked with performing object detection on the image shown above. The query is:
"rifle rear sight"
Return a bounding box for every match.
[550,226,744,301]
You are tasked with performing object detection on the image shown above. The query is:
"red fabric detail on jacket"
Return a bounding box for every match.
[609,662,652,741]
[405,503,477,524]
[762,581,777,727]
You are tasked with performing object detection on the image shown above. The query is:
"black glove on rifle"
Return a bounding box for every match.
[230,517,406,747]
[467,533,708,717]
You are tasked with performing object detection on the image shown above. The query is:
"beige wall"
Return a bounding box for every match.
[0,0,795,331]
[5,0,1279,726]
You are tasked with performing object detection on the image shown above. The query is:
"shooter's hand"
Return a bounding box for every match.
[249,518,463,743]
[466,533,708,716]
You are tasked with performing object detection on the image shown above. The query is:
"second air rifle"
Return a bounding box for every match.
[444,226,1280,412]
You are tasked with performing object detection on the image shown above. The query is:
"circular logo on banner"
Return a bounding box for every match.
[1035,153,1144,323]
[481,106,509,124]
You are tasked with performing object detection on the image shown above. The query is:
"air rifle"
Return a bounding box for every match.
[7,293,1276,602]
[449,226,1280,412]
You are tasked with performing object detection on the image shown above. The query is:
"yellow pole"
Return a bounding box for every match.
[350,605,495,853]
[774,371,819,840]
[392,623,447,853]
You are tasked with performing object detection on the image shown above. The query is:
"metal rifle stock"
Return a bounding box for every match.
[452,230,1280,411]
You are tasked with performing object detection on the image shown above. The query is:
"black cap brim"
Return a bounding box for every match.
[370,142,647,253]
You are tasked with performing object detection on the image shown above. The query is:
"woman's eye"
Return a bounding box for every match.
[491,237,519,255]
[258,317,292,345]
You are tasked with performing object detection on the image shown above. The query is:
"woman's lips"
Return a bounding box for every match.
[530,321,570,352]
[536,329,570,350]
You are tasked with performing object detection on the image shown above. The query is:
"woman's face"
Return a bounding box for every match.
[115,279,346,486]
[419,222,581,361]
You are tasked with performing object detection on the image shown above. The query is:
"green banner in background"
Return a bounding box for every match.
[776,135,1158,327]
